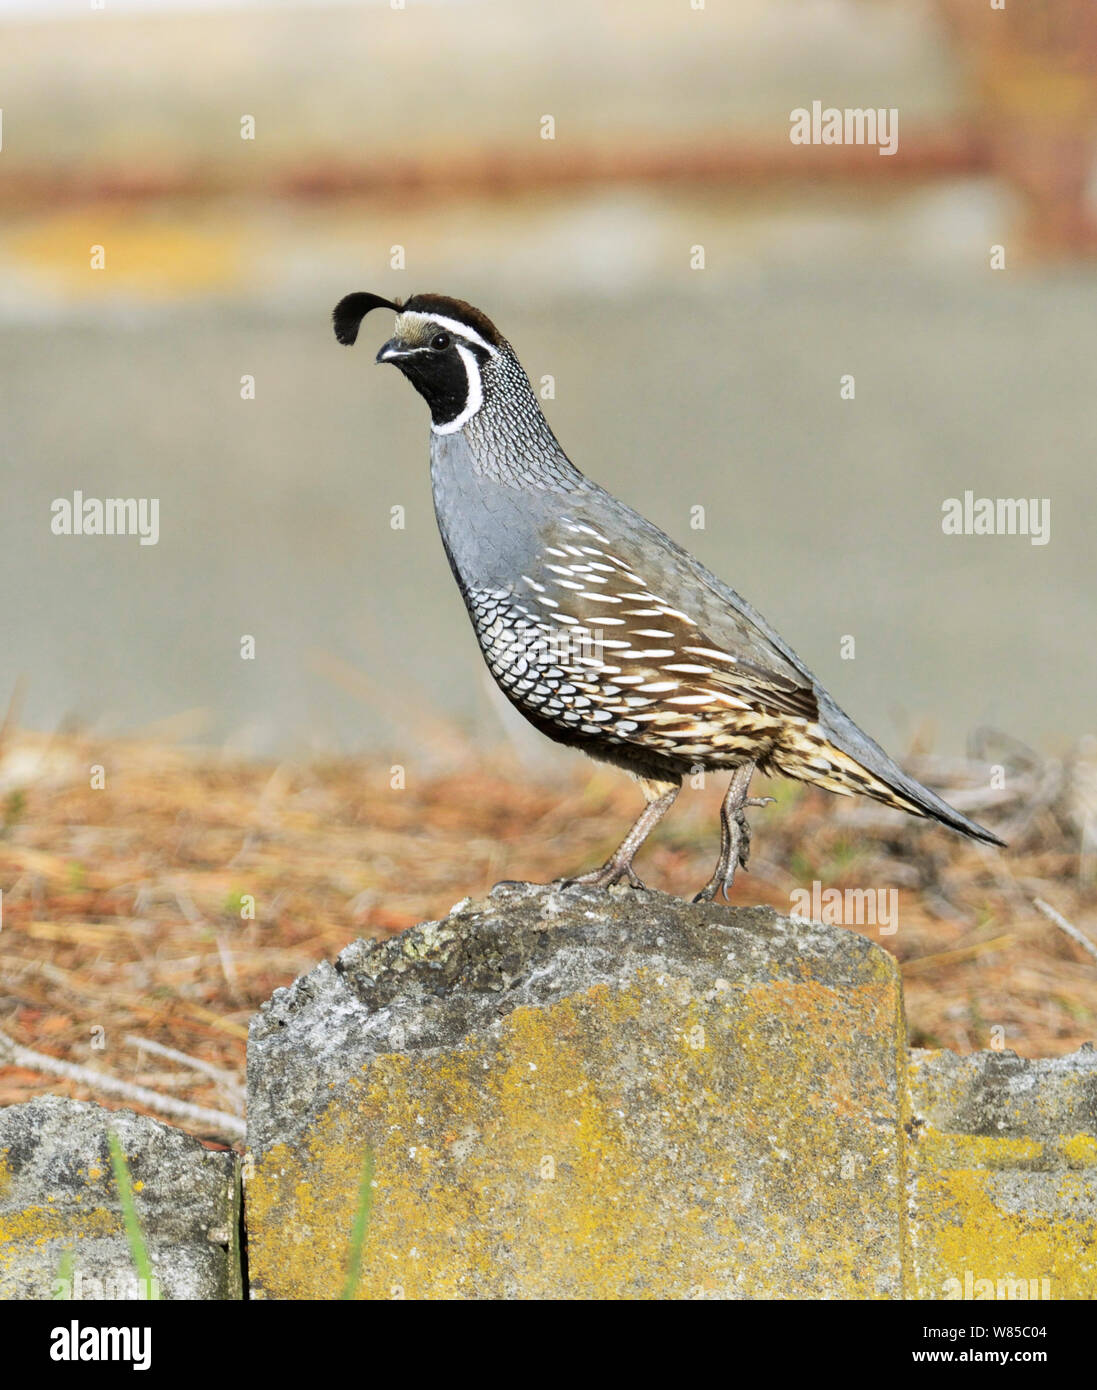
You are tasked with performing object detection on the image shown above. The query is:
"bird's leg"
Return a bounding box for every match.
[566,777,680,890]
[694,763,775,903]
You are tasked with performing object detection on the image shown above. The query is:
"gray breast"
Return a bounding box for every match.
[428,430,816,761]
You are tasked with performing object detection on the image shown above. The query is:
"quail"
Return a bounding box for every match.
[333,291,1005,901]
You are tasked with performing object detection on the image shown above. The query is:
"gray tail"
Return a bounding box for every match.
[816,704,1007,847]
[877,763,1007,847]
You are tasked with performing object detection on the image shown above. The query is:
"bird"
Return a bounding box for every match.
[333,290,1005,901]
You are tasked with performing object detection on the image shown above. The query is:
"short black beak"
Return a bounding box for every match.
[376,338,409,364]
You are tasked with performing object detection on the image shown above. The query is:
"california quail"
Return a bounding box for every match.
[333,291,1005,901]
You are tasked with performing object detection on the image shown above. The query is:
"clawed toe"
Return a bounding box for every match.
[694,829,747,903]
[693,871,737,904]
[565,862,648,891]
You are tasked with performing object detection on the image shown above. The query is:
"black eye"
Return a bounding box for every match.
[431,332,451,351]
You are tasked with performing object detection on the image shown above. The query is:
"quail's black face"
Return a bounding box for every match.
[376,328,482,429]
[333,290,506,434]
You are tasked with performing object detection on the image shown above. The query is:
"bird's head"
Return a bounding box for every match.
[333,291,508,435]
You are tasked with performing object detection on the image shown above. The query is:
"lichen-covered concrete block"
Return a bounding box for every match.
[907,1047,1097,1300]
[246,883,906,1299]
[0,1096,240,1299]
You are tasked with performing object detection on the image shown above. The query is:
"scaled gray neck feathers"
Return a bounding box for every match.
[456,348,586,492]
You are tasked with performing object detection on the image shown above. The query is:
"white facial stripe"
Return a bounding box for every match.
[432,343,484,435]
[398,310,499,357]
[377,344,430,362]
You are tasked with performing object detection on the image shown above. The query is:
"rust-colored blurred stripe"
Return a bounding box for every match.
[1,128,991,210]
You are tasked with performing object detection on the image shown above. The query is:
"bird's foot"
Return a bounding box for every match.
[563,859,647,891]
[692,827,747,903]
[693,797,775,903]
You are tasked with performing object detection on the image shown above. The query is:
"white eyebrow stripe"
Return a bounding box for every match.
[398,310,499,357]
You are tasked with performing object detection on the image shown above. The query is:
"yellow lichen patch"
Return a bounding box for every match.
[1059,1133,1097,1167]
[909,1150,1097,1299]
[0,1204,121,1262]
[919,1133,1046,1171]
[247,969,904,1299]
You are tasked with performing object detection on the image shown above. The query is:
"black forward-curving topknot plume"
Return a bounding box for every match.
[334,290,508,351]
[332,292,403,346]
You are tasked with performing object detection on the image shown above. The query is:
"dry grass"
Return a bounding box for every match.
[0,727,1093,1144]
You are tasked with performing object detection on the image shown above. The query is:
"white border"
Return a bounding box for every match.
[431,344,485,435]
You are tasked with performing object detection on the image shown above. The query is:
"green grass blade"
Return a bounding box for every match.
[339,1150,375,1300]
[54,1247,75,1298]
[107,1129,159,1299]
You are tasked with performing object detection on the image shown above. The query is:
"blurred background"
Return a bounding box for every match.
[1,0,1095,758]
[1,1,1096,1117]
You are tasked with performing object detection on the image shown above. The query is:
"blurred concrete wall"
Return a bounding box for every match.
[1,1,1093,760]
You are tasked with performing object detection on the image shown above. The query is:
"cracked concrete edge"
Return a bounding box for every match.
[0,1095,242,1300]
[245,880,897,1157]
